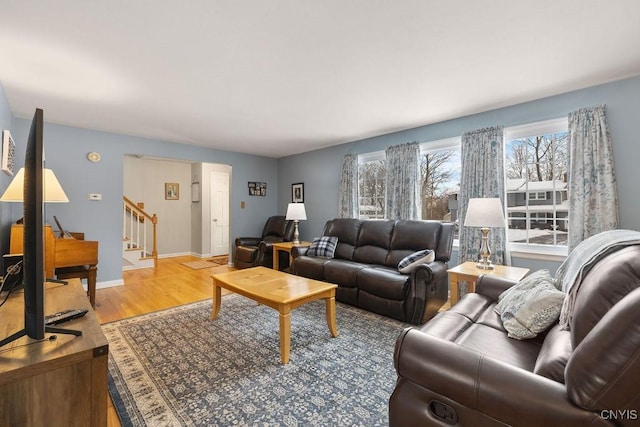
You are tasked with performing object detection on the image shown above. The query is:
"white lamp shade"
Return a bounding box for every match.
[464,198,505,228]
[286,203,307,220]
[0,167,69,202]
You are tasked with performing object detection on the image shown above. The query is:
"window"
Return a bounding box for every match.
[505,118,568,252]
[419,138,461,238]
[358,151,386,219]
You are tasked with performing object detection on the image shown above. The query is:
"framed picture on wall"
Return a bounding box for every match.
[165,182,179,200]
[292,182,304,203]
[2,130,15,176]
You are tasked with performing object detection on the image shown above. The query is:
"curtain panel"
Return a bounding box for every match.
[459,126,507,265]
[385,142,421,220]
[567,105,619,250]
[337,154,359,218]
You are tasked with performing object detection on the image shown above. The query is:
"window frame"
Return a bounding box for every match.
[357,150,386,219]
[504,118,569,260]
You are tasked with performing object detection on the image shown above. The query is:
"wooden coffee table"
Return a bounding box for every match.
[211,267,338,364]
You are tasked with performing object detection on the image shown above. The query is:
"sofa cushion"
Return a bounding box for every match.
[292,256,330,280]
[533,324,572,383]
[358,267,409,300]
[306,236,338,258]
[397,249,435,273]
[455,323,542,371]
[496,269,565,340]
[323,260,364,288]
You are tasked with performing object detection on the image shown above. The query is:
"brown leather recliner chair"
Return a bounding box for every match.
[390,244,640,426]
[233,216,295,269]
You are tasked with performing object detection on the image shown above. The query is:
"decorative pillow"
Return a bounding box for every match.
[495,269,566,340]
[397,249,435,273]
[306,236,339,258]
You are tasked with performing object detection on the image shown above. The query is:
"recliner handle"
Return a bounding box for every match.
[428,400,458,425]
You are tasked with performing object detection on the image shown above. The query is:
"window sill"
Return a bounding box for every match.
[452,241,567,263]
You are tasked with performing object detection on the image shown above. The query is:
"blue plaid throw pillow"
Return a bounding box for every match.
[397,249,435,273]
[306,236,339,258]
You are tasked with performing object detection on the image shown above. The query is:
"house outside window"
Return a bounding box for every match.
[358,151,386,219]
[505,118,568,253]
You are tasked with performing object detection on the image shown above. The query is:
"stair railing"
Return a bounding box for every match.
[123,196,158,267]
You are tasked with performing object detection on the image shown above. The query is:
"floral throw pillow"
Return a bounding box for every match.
[495,269,566,340]
[306,236,339,258]
[397,249,435,274]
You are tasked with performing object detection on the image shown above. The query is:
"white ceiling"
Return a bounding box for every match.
[1,1,640,158]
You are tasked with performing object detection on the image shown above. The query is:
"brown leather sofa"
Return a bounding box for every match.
[291,218,454,324]
[389,245,640,426]
[233,216,295,269]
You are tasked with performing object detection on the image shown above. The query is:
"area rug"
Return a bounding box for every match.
[180,260,217,270]
[104,295,409,426]
[208,255,228,265]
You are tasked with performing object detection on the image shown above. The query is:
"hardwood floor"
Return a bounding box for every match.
[95,255,234,427]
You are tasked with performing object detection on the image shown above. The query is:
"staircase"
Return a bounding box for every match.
[123,196,158,270]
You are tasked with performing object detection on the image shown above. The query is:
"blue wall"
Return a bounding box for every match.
[277,75,640,273]
[6,118,279,284]
[3,75,639,282]
[0,83,15,256]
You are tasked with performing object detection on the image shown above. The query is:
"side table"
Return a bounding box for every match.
[272,241,311,271]
[447,261,529,305]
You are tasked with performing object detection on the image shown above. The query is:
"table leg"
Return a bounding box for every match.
[88,265,97,308]
[449,273,459,306]
[273,247,280,271]
[211,284,222,319]
[279,307,291,364]
[325,296,338,337]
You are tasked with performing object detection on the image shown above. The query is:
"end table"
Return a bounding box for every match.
[272,241,311,271]
[447,261,529,305]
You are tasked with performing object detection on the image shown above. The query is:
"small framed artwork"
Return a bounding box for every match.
[292,182,304,203]
[2,130,15,176]
[248,181,266,196]
[165,182,179,200]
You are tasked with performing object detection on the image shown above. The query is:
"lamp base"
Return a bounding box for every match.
[292,220,300,245]
[476,261,495,270]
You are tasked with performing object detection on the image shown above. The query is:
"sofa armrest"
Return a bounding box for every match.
[475,274,518,301]
[404,261,447,323]
[235,236,261,247]
[391,328,606,426]
[291,245,308,258]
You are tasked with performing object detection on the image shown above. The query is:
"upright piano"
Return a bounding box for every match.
[9,224,99,307]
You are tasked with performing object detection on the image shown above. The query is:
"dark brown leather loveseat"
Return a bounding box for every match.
[291,218,454,324]
[389,245,640,426]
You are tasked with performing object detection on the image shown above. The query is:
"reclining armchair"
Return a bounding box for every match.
[233,216,295,269]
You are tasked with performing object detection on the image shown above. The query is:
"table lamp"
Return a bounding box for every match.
[463,197,505,269]
[1,167,69,203]
[286,203,307,245]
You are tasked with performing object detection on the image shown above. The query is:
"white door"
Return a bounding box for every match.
[210,171,230,256]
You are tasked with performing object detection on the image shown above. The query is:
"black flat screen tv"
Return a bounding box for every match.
[0,108,80,347]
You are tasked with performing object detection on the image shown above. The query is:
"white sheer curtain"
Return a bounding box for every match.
[385,142,421,220]
[567,105,619,250]
[337,154,359,218]
[458,126,508,265]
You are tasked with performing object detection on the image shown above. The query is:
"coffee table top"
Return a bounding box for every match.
[212,267,337,305]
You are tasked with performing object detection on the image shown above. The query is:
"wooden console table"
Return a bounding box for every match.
[0,279,108,427]
[447,261,530,305]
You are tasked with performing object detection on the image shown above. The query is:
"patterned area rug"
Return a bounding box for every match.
[104,295,409,426]
[180,260,217,270]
